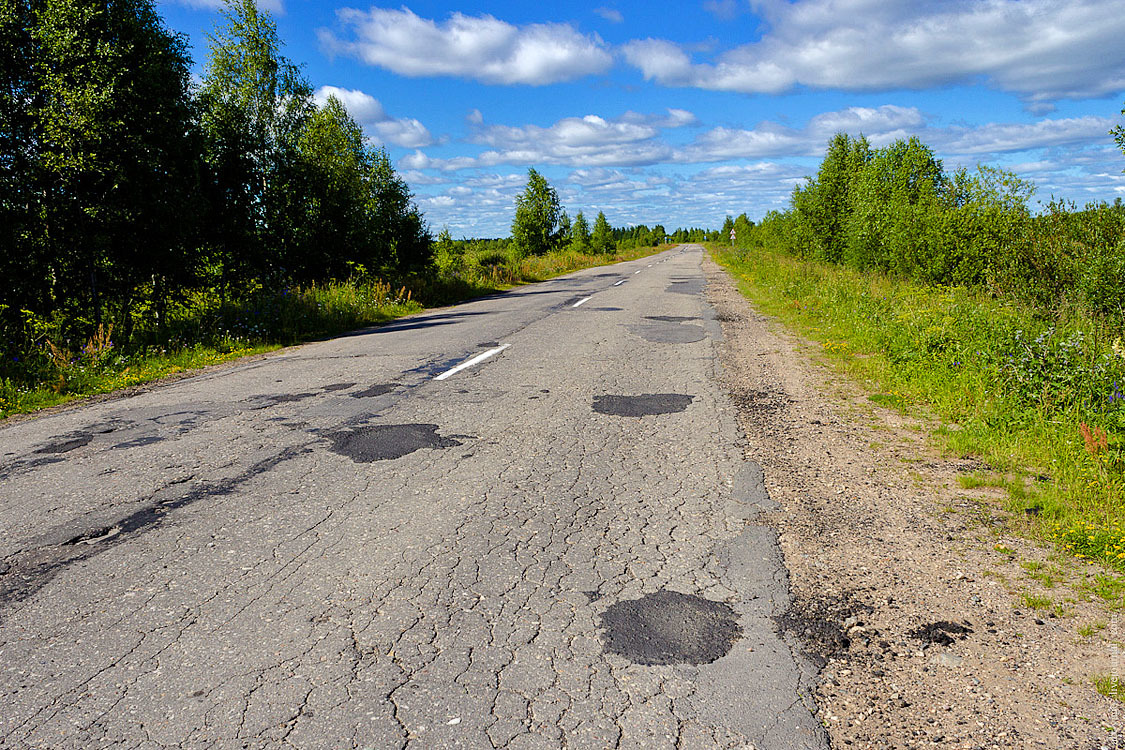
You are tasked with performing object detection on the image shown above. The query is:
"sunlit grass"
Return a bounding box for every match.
[712,242,1125,571]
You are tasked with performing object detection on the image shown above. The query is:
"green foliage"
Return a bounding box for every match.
[569,211,591,253]
[511,168,560,256]
[714,241,1125,573]
[591,211,614,253]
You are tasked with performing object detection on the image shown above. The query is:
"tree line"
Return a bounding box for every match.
[502,167,716,257]
[731,132,1125,321]
[1,0,429,355]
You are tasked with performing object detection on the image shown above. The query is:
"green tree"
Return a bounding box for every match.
[555,209,571,250]
[569,210,590,253]
[282,95,368,282]
[511,168,560,256]
[720,215,734,244]
[1113,102,1125,164]
[732,214,754,249]
[0,0,44,331]
[365,147,431,272]
[591,211,614,254]
[199,0,313,291]
[29,0,201,338]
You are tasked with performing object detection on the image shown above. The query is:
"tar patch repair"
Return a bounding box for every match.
[351,383,396,398]
[329,424,463,462]
[600,590,742,665]
[35,433,93,454]
[628,323,705,344]
[592,394,693,417]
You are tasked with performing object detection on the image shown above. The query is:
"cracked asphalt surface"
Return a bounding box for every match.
[0,246,826,749]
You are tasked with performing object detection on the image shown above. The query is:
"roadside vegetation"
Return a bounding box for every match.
[714,120,1125,572]
[0,0,691,418]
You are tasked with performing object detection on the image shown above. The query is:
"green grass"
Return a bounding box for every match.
[1094,674,1125,702]
[1,244,666,420]
[712,242,1125,572]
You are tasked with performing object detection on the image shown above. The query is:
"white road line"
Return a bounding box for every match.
[434,344,510,381]
[573,296,592,308]
[634,270,641,274]
[613,279,626,286]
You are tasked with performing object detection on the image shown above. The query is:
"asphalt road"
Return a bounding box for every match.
[0,245,827,749]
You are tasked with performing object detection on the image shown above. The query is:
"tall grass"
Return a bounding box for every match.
[713,243,1125,570]
[0,244,665,419]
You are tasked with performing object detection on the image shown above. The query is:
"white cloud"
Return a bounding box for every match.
[314,86,437,148]
[623,0,1125,105]
[929,116,1118,155]
[676,105,925,162]
[320,6,612,85]
[594,7,624,23]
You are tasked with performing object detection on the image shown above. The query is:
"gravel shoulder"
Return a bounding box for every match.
[705,255,1123,750]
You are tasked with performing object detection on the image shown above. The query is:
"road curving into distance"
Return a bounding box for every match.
[0,245,827,749]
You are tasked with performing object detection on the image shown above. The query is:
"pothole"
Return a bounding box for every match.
[321,382,356,392]
[600,590,742,665]
[35,433,93,454]
[644,315,698,323]
[592,394,693,417]
[329,424,464,462]
[64,525,122,546]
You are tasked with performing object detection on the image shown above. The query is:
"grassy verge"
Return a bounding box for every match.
[711,242,1125,572]
[0,244,665,420]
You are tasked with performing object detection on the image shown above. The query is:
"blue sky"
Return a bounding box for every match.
[158,0,1125,237]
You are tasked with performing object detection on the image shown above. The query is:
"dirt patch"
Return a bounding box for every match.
[704,255,1121,749]
[592,394,694,417]
[600,590,742,666]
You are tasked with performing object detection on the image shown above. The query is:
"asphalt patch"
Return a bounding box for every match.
[644,315,698,322]
[666,279,704,295]
[592,394,693,417]
[35,433,92,454]
[321,382,356,392]
[910,620,973,646]
[351,383,396,398]
[250,392,319,409]
[600,590,742,665]
[627,323,705,344]
[112,435,166,450]
[329,424,463,462]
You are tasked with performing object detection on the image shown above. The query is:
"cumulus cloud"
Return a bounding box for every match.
[676,105,925,162]
[314,86,437,148]
[623,0,1125,105]
[928,116,1118,155]
[405,109,699,170]
[319,6,612,85]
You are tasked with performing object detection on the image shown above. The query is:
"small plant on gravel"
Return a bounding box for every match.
[1093,674,1125,702]
[1077,620,1107,637]
[1020,592,1053,610]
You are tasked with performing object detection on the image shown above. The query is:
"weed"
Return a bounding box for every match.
[1093,674,1125,702]
[1020,592,1053,610]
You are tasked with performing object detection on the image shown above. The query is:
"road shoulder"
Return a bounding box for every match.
[705,254,1122,749]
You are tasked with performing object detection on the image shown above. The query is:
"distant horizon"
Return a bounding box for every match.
[159,0,1125,237]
